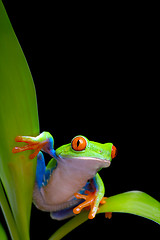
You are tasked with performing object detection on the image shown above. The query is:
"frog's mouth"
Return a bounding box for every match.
[58,156,111,168]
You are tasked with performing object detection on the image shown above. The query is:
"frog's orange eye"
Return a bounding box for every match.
[71,136,87,151]
[111,145,117,159]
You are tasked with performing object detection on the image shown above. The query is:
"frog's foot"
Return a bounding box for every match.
[73,190,105,219]
[73,192,112,219]
[12,135,47,159]
[73,191,95,219]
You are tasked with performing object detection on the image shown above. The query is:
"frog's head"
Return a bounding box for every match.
[55,136,117,172]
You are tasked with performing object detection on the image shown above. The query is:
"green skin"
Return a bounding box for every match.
[13,132,115,220]
[56,137,113,160]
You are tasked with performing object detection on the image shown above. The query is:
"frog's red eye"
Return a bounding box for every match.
[71,136,87,151]
[111,145,117,159]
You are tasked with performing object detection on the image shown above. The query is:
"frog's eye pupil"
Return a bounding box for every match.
[77,140,80,147]
[71,136,87,151]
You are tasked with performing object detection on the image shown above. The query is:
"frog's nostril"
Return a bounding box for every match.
[111,145,117,159]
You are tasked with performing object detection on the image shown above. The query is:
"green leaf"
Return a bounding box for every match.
[0,222,8,240]
[99,191,160,223]
[0,180,19,240]
[0,1,39,239]
[49,191,160,240]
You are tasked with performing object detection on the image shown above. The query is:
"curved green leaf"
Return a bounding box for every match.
[0,1,39,239]
[49,191,160,240]
[99,191,160,223]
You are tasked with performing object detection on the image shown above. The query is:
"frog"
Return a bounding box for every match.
[12,132,117,220]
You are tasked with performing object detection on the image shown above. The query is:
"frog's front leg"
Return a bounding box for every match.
[12,131,56,159]
[73,173,111,219]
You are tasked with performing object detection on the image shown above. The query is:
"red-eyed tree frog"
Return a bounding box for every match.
[12,132,117,220]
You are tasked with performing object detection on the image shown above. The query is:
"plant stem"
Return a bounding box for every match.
[48,211,89,240]
[0,181,19,240]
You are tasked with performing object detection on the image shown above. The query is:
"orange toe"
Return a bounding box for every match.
[100,197,107,204]
[12,135,47,159]
[105,212,112,219]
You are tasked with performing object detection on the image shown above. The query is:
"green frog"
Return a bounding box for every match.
[12,132,117,220]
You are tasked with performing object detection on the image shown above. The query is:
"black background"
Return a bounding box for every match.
[1,1,160,239]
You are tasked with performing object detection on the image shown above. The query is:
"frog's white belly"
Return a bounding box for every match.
[33,182,81,212]
[41,167,87,205]
[33,165,95,212]
[33,156,102,212]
